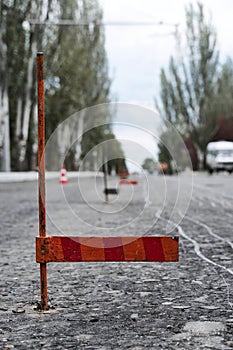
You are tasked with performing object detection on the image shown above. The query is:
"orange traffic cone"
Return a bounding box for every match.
[59,165,68,184]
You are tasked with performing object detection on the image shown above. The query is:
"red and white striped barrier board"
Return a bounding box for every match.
[36,236,179,263]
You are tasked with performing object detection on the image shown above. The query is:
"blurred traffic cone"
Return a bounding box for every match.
[59,165,68,184]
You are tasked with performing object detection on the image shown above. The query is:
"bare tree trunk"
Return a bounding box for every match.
[0,87,11,171]
[14,94,23,168]
[16,0,51,170]
[31,103,38,170]
[18,39,37,169]
[15,96,23,140]
[0,4,11,171]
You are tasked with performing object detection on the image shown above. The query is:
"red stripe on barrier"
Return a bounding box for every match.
[142,237,165,261]
[160,237,180,261]
[62,237,82,262]
[103,237,125,261]
[122,237,146,261]
[36,236,178,263]
[79,237,105,261]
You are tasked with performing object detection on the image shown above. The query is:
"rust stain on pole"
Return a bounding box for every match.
[37,52,49,310]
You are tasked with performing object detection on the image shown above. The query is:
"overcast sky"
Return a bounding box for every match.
[100,0,233,105]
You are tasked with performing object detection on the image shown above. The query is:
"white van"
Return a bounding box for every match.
[206,141,233,174]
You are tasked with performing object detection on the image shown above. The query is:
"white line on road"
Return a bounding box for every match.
[180,214,233,250]
[177,225,233,276]
[157,214,233,276]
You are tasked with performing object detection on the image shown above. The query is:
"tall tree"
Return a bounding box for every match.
[214,58,233,119]
[1,0,54,170]
[159,3,222,165]
[45,0,111,167]
[0,0,112,171]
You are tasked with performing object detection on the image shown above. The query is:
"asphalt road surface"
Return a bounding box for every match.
[0,172,232,349]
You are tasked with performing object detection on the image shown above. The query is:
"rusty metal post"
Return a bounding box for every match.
[103,144,108,203]
[37,52,49,310]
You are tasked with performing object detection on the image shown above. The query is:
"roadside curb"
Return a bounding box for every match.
[0,171,103,183]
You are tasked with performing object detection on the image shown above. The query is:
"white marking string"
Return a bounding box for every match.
[181,213,233,250]
[157,214,233,276]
